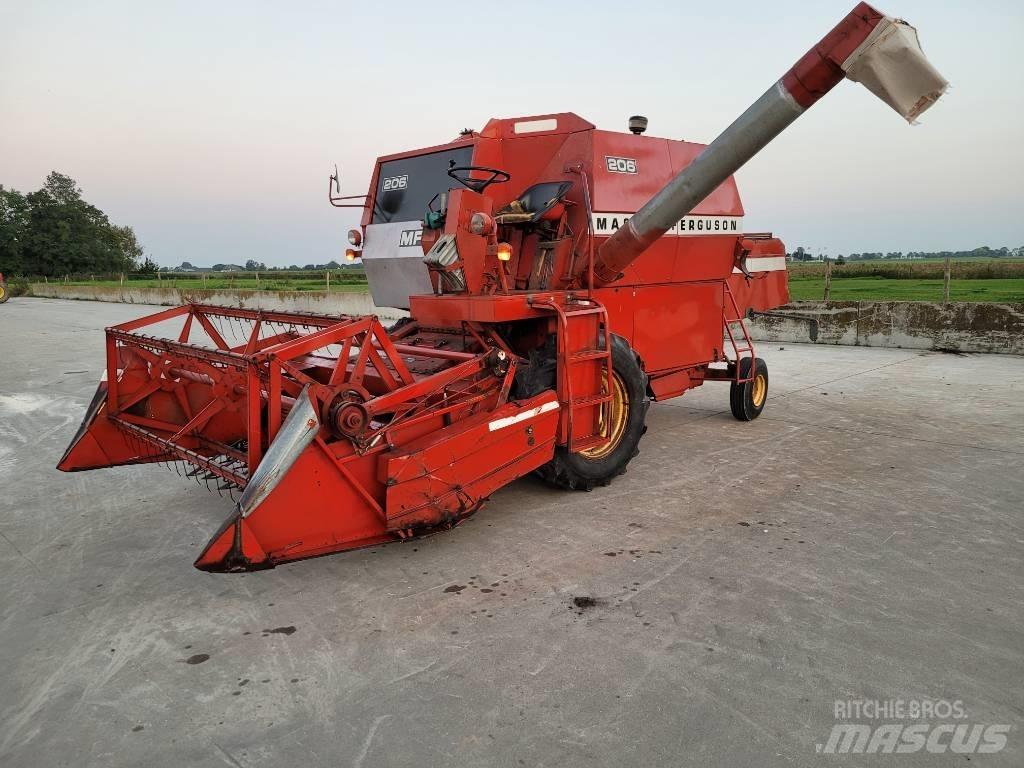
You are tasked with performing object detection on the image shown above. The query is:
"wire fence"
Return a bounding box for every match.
[25,268,369,293]
[787,260,1024,280]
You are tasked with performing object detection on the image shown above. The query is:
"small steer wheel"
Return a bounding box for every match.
[447,165,510,193]
[538,336,650,491]
[730,357,768,421]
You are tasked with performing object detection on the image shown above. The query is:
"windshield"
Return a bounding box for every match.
[371,145,473,224]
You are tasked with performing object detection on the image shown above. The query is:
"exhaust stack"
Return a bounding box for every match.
[588,3,948,287]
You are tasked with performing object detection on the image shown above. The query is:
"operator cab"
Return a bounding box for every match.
[355,143,475,309]
[494,181,573,226]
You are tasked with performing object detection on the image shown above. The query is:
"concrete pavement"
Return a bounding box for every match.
[1,297,1022,767]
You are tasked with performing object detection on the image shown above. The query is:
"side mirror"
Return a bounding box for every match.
[328,164,369,209]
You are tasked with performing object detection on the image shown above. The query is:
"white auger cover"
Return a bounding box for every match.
[842,16,949,123]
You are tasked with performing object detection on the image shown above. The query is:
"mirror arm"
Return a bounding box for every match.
[328,167,370,209]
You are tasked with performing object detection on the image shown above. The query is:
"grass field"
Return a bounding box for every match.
[33,259,1024,303]
[787,258,1024,281]
[41,276,1024,302]
[786,259,1024,302]
[788,276,1024,303]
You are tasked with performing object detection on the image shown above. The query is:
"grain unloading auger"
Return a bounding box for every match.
[59,3,946,571]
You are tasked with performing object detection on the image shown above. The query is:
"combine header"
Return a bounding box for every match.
[59,3,947,570]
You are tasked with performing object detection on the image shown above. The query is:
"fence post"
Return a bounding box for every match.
[823,259,832,302]
[943,255,951,304]
[326,271,330,292]
[120,272,124,287]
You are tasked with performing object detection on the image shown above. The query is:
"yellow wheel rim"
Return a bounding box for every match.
[0,285,6,301]
[751,372,767,407]
[580,371,629,459]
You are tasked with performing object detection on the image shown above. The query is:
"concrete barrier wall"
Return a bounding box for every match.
[29,283,408,321]
[27,285,1023,355]
[748,301,1024,355]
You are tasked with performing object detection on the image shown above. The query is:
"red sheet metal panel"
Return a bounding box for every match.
[629,283,724,374]
[384,392,560,531]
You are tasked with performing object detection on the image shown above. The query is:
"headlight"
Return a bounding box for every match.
[469,212,494,235]
[347,229,362,246]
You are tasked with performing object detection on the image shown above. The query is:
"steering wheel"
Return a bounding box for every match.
[447,165,510,193]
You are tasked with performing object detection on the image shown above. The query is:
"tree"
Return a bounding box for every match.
[0,185,30,274]
[244,259,266,271]
[112,225,144,270]
[0,172,144,277]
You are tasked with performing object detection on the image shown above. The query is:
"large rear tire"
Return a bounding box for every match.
[537,336,649,491]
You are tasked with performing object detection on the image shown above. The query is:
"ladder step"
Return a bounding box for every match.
[570,394,612,408]
[568,349,610,363]
[570,434,608,453]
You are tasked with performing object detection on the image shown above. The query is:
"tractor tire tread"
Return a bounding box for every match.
[538,336,650,492]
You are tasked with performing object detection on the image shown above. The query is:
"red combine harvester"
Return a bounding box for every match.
[59,4,946,571]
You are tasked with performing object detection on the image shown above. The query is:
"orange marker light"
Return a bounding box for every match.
[496,242,512,262]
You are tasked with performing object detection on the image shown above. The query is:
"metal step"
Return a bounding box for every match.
[571,434,609,453]
[568,349,610,363]
[571,394,613,409]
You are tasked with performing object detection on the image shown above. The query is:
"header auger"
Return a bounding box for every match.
[59,4,946,570]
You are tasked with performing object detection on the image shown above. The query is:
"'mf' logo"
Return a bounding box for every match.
[605,156,637,174]
[399,229,422,247]
[382,175,408,191]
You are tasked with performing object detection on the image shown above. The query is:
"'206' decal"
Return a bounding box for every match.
[605,156,637,174]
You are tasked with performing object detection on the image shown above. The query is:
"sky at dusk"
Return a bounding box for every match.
[2,0,1022,267]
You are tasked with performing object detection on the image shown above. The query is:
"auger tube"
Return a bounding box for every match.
[588,2,948,286]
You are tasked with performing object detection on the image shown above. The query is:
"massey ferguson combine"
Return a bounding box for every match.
[58,4,946,571]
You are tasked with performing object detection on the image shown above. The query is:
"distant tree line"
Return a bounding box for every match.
[0,172,154,277]
[789,245,1023,263]
[166,260,355,273]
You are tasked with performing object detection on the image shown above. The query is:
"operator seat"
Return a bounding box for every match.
[494,181,572,225]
